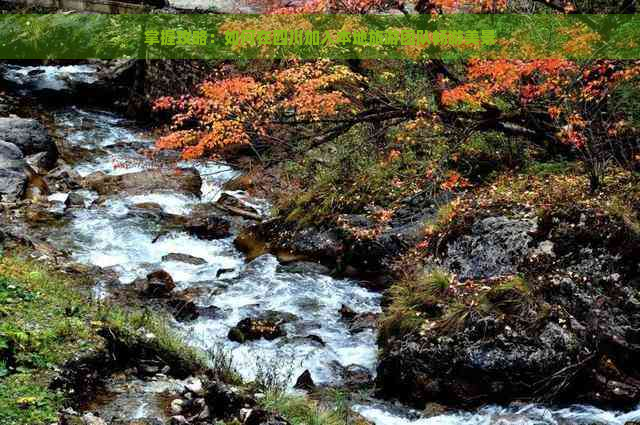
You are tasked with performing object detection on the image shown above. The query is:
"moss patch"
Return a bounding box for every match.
[0,254,99,425]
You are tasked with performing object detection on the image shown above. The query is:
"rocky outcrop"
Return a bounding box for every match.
[83,168,202,197]
[234,219,344,264]
[234,192,451,282]
[0,117,58,169]
[377,206,640,409]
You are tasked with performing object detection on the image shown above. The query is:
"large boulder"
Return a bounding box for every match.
[0,118,57,169]
[377,207,640,409]
[0,140,27,201]
[83,168,202,197]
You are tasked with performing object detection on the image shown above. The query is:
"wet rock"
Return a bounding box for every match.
[110,420,164,425]
[65,191,87,208]
[134,270,176,298]
[339,305,378,333]
[216,267,235,278]
[46,164,82,192]
[228,317,285,343]
[341,364,373,388]
[235,220,344,264]
[169,416,188,425]
[162,253,207,265]
[294,370,315,390]
[423,402,448,417]
[217,192,263,220]
[304,334,325,346]
[222,174,254,192]
[0,140,24,163]
[0,117,58,169]
[347,312,379,334]
[184,377,204,396]
[339,304,357,320]
[81,412,107,425]
[25,151,50,174]
[197,305,222,319]
[276,261,331,275]
[184,215,231,240]
[137,360,162,376]
[83,168,201,197]
[167,296,199,322]
[204,381,255,419]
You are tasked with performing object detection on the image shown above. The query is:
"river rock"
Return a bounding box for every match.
[276,261,331,275]
[83,168,202,197]
[204,381,255,419]
[222,174,254,191]
[47,164,82,192]
[135,270,176,297]
[184,215,231,240]
[169,416,188,425]
[228,317,285,343]
[167,295,199,321]
[162,252,207,265]
[235,220,344,263]
[170,398,184,414]
[65,191,87,208]
[184,377,204,396]
[293,370,315,390]
[347,312,379,334]
[0,140,27,201]
[0,118,57,169]
[81,412,107,425]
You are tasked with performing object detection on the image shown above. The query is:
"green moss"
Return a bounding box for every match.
[524,161,578,177]
[97,307,209,377]
[0,255,98,425]
[0,373,63,425]
[259,391,349,425]
[378,269,451,344]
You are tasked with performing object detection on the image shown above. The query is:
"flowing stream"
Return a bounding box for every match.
[4,65,640,425]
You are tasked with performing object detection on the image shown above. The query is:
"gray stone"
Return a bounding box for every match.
[0,118,57,169]
[444,216,537,281]
[0,168,27,201]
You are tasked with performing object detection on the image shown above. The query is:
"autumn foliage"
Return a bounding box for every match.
[153,61,363,159]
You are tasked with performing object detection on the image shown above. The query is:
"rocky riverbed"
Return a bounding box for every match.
[2,63,640,425]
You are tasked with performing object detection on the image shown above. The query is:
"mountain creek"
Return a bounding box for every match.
[1,64,640,425]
